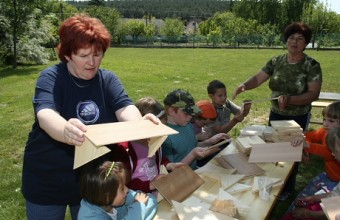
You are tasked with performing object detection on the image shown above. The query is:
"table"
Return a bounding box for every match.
[311,92,340,124]
[154,141,294,220]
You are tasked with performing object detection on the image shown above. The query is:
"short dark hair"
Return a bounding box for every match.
[283,22,312,44]
[79,161,127,207]
[207,80,226,95]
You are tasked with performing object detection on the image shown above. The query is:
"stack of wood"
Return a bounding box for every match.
[269,120,304,142]
[235,135,266,155]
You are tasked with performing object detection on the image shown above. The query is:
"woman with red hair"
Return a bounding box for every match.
[21,14,157,220]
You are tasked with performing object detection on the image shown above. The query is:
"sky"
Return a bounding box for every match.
[319,0,340,14]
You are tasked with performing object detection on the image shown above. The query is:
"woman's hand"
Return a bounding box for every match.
[142,113,160,125]
[232,83,246,100]
[278,95,290,111]
[64,118,87,146]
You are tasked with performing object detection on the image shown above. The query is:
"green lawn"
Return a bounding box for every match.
[0,48,339,219]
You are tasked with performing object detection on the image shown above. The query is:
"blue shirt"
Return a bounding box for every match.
[22,62,134,205]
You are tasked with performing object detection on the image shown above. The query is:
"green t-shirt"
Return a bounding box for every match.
[262,53,322,116]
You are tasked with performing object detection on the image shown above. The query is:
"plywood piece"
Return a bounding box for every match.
[172,200,235,220]
[220,153,265,176]
[320,196,340,220]
[252,176,283,193]
[217,189,250,215]
[226,183,252,194]
[221,174,246,189]
[248,142,303,163]
[240,125,266,137]
[270,120,302,131]
[152,165,204,205]
[74,120,178,168]
[196,163,236,180]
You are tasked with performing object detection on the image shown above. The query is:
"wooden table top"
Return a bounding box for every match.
[154,141,294,220]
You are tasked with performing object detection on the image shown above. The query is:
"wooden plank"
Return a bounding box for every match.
[312,101,332,107]
[318,92,340,101]
[152,165,205,205]
[248,142,303,163]
[320,195,340,220]
[74,120,178,169]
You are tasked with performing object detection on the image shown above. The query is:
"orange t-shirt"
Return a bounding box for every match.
[304,127,340,181]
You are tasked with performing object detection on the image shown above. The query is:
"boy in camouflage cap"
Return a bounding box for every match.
[161,89,228,170]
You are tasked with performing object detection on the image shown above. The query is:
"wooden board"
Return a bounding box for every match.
[152,165,204,205]
[320,195,340,220]
[220,153,265,176]
[74,120,178,168]
[248,142,303,163]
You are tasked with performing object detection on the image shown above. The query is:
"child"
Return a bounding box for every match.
[206,80,248,136]
[282,126,340,220]
[78,161,157,220]
[192,99,218,141]
[291,101,340,198]
[161,89,229,169]
[111,97,183,196]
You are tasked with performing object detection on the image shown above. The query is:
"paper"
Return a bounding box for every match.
[74,120,178,169]
[248,142,303,163]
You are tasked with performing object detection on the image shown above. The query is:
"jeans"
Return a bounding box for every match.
[26,200,80,220]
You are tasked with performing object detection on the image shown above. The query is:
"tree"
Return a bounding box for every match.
[124,20,146,43]
[81,6,121,43]
[16,9,54,64]
[88,0,105,7]
[160,18,185,44]
[1,0,43,68]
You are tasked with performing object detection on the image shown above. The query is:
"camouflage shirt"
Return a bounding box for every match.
[262,53,322,116]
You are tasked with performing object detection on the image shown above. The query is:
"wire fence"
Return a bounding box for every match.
[117,33,340,50]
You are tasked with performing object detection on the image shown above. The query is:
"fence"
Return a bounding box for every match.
[117,33,340,49]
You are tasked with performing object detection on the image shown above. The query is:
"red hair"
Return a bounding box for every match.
[57,14,111,62]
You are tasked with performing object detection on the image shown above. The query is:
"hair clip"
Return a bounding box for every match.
[156,110,165,119]
[104,162,115,181]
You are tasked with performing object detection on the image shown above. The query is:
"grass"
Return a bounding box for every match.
[0,48,339,219]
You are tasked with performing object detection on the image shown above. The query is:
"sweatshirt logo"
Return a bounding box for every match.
[77,101,99,124]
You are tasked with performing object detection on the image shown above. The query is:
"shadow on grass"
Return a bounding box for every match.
[268,156,324,219]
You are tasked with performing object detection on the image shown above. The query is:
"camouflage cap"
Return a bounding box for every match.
[164,89,201,116]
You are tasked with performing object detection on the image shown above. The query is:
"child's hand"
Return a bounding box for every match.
[291,207,309,219]
[302,151,310,164]
[166,162,185,171]
[290,137,304,147]
[295,195,320,207]
[135,192,149,205]
[233,112,245,122]
[208,133,230,145]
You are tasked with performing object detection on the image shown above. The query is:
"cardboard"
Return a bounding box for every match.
[248,142,303,163]
[320,195,340,220]
[74,120,178,169]
[152,165,204,205]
